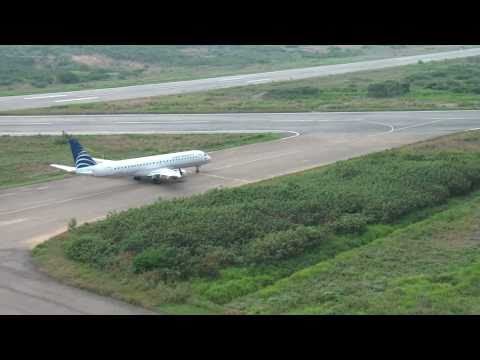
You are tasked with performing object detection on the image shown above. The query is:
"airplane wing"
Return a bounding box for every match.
[50,164,76,173]
[147,168,183,180]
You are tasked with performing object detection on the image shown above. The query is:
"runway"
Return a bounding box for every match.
[1,110,480,314]
[1,47,480,112]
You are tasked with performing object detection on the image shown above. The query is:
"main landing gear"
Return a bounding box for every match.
[196,166,200,174]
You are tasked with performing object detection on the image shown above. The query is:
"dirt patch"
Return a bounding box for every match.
[180,46,211,57]
[407,130,480,152]
[24,227,67,249]
[300,45,363,54]
[71,54,115,67]
[72,54,146,70]
[433,218,480,250]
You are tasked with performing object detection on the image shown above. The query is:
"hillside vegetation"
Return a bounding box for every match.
[16,54,480,115]
[0,132,281,189]
[33,130,480,314]
[0,45,472,96]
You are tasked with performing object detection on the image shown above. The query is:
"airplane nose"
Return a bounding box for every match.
[206,154,211,161]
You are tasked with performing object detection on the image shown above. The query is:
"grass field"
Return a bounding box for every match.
[0,132,282,190]
[230,191,480,314]
[32,130,480,314]
[0,45,473,97]
[13,54,480,115]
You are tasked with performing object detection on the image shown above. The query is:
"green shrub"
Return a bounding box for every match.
[329,213,368,234]
[265,86,321,100]
[132,245,179,273]
[246,226,332,264]
[202,277,271,304]
[68,218,77,231]
[196,246,236,277]
[0,78,14,86]
[57,71,80,84]
[367,80,410,98]
[64,233,107,264]
[156,282,192,304]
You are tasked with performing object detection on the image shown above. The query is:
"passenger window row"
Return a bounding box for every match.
[113,156,196,171]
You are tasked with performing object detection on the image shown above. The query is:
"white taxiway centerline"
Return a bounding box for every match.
[0,218,28,227]
[279,131,301,140]
[54,97,99,103]
[115,121,210,124]
[210,151,301,171]
[0,189,114,216]
[23,94,68,100]
[199,173,251,184]
[394,119,448,132]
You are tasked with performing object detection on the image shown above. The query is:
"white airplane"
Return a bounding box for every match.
[51,138,211,183]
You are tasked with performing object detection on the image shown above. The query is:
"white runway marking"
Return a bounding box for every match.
[430,117,471,120]
[216,76,248,82]
[54,97,99,103]
[23,94,67,100]
[0,192,16,198]
[247,78,272,84]
[115,121,210,125]
[0,123,52,126]
[0,218,28,227]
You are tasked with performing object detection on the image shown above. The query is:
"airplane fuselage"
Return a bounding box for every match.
[76,150,211,177]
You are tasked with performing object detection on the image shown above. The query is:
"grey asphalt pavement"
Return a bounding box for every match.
[1,110,480,314]
[1,48,480,112]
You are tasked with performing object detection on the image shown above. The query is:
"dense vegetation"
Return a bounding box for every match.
[0,45,362,95]
[230,189,480,314]
[367,80,410,98]
[33,130,480,314]
[0,45,471,96]
[0,46,143,89]
[0,132,281,189]
[18,53,480,115]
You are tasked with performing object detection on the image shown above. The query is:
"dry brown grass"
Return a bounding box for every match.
[71,54,115,67]
[407,131,480,152]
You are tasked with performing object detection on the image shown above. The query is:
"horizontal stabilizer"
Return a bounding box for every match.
[93,157,113,164]
[50,164,76,173]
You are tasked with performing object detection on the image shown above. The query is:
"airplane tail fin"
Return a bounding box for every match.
[68,138,97,168]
